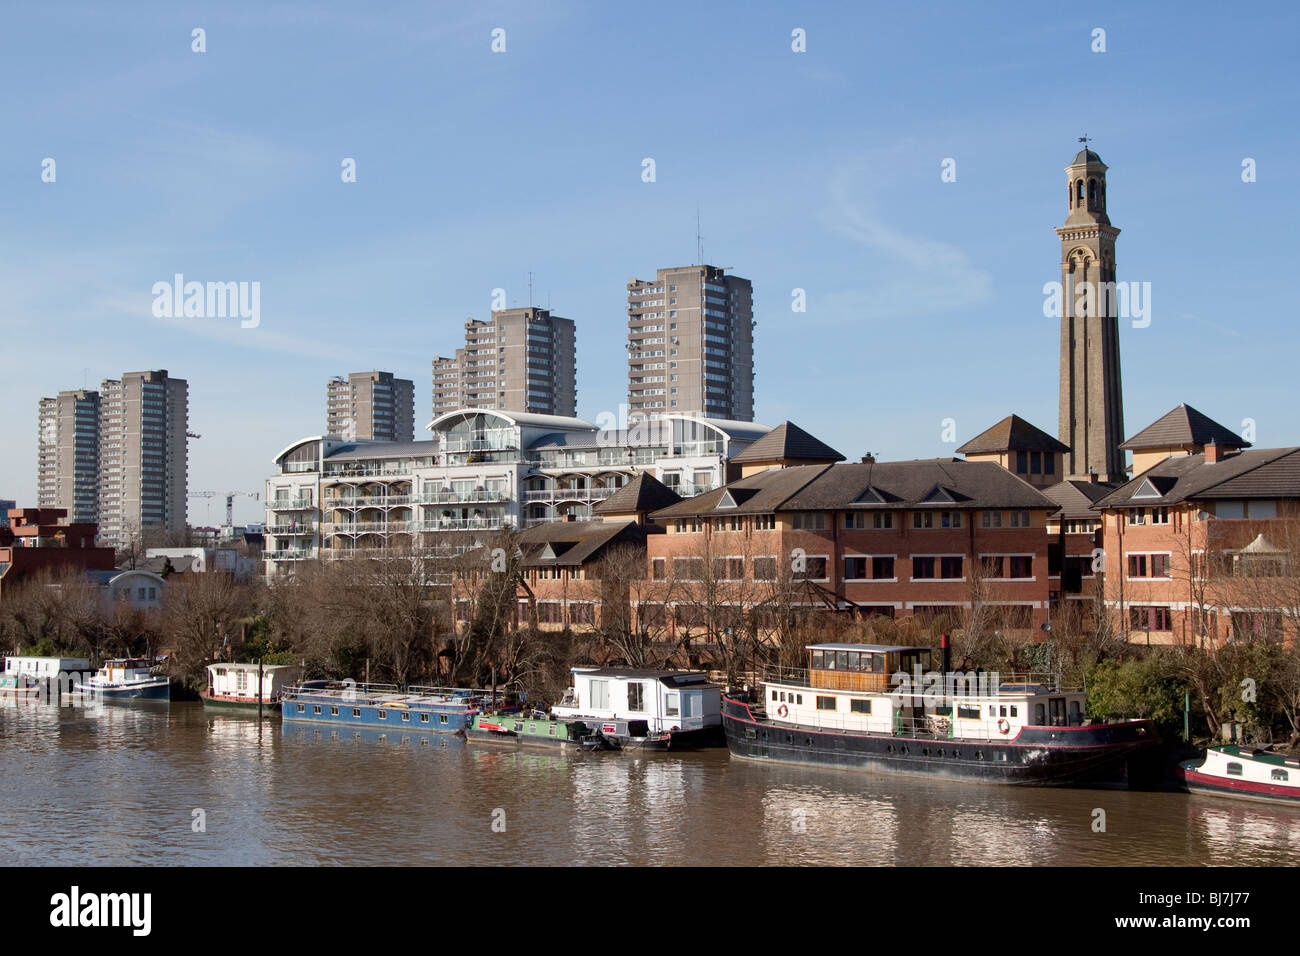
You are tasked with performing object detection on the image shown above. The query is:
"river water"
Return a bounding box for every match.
[2,701,1297,867]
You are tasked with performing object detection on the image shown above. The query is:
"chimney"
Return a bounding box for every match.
[1205,440,1224,464]
[861,453,876,464]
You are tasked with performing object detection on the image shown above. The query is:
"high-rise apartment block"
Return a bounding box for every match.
[431,308,576,417]
[327,371,414,442]
[626,265,754,422]
[96,370,189,546]
[37,389,101,524]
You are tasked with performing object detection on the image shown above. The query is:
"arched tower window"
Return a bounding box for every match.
[1068,183,1073,208]
[1088,178,1098,208]
[1076,179,1085,203]
[1100,182,1106,209]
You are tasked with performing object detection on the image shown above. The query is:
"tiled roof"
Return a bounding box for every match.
[956,415,1070,455]
[1119,404,1249,451]
[516,519,644,566]
[729,422,845,464]
[592,472,682,515]
[1093,447,1300,509]
[1040,479,1119,520]
[651,460,1056,519]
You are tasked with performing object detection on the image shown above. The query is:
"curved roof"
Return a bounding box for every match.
[273,436,327,465]
[426,408,595,433]
[664,415,772,443]
[1070,148,1104,166]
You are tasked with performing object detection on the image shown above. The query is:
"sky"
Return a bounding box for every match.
[2,1,1297,526]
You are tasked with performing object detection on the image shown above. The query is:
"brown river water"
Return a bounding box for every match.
[2,701,1298,866]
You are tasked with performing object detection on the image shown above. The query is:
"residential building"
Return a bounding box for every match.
[1057,148,1126,481]
[97,370,189,547]
[1092,405,1300,646]
[627,265,754,422]
[431,308,576,417]
[957,415,1070,488]
[263,409,769,577]
[0,507,116,599]
[326,371,415,442]
[644,458,1060,634]
[36,389,100,524]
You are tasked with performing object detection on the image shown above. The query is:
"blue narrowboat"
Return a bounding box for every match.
[279,681,485,733]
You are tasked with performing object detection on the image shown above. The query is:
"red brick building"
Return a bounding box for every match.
[0,507,116,599]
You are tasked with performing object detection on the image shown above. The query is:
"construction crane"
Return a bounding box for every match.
[188,491,261,527]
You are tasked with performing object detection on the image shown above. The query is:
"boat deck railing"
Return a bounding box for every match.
[759,665,1081,697]
[284,681,514,707]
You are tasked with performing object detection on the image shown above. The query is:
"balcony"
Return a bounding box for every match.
[523,487,619,503]
[417,490,510,504]
[322,495,413,509]
[321,521,416,535]
[268,523,317,535]
[415,517,513,532]
[265,549,315,561]
[268,497,315,510]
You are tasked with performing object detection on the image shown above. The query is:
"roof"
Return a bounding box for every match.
[324,440,437,462]
[1070,149,1104,166]
[426,408,595,433]
[809,643,932,654]
[516,519,643,567]
[651,459,1058,519]
[1040,479,1119,519]
[1093,447,1300,509]
[729,421,845,464]
[956,415,1070,455]
[1119,404,1249,451]
[86,569,166,586]
[572,668,715,688]
[592,472,682,515]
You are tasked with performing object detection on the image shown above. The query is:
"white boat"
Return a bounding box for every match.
[74,659,170,702]
[1178,745,1300,804]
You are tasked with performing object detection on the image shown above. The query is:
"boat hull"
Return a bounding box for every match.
[201,692,282,714]
[721,696,1160,787]
[75,679,170,702]
[281,699,472,733]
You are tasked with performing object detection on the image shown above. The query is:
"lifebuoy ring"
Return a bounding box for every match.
[997,718,1010,735]
[777,704,789,718]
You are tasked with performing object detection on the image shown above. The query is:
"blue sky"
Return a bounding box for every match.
[2,1,1296,526]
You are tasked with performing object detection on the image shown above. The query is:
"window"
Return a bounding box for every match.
[940,556,963,579]
[313,705,322,714]
[1010,511,1031,528]
[753,557,777,581]
[666,693,679,717]
[1272,769,1289,781]
[816,696,837,711]
[1009,556,1033,578]
[1030,452,1042,475]
[590,680,610,709]
[913,556,936,579]
[352,708,361,717]
[792,512,827,531]
[1227,762,1243,777]
[420,713,429,723]
[844,513,866,530]
[873,513,894,529]
[850,699,872,714]
[439,714,448,724]
[651,558,665,580]
[957,705,980,720]
[330,706,339,716]
[754,514,776,531]
[913,512,933,529]
[982,511,1002,528]
[1129,606,1172,631]
[377,710,387,720]
[845,556,868,579]
[401,712,410,722]
[1016,451,1028,473]
[796,557,828,580]
[872,556,895,579]
[981,556,1004,577]
[1151,507,1170,525]
[627,682,645,712]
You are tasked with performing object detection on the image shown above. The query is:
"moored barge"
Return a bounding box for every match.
[74,659,170,702]
[467,712,608,750]
[549,667,725,750]
[1177,745,1300,804]
[723,642,1160,786]
[280,681,483,733]
[202,662,300,713]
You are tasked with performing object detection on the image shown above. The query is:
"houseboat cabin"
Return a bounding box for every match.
[764,643,1088,742]
[203,663,301,711]
[280,681,482,733]
[550,668,724,748]
[1,656,91,697]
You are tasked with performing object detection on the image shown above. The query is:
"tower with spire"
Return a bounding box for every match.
[1057,143,1126,482]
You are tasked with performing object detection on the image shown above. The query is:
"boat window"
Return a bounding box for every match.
[850,699,871,715]
[810,650,824,669]
[313,705,322,714]
[377,710,387,720]
[1035,704,1045,724]
[591,680,611,709]
[352,708,361,717]
[628,682,646,712]
[771,689,778,701]
[836,651,849,670]
[1227,762,1243,776]
[999,706,1007,717]
[297,704,305,713]
[549,725,557,736]
[331,706,338,716]
[796,695,803,705]
[439,715,449,724]
[958,705,980,720]
[666,693,679,716]
[1272,769,1288,781]
[816,696,837,711]
[989,706,996,717]
[1010,706,1018,718]
[779,692,786,703]
[401,712,410,722]
[420,713,429,723]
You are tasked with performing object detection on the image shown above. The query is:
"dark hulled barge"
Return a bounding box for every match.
[723,643,1161,786]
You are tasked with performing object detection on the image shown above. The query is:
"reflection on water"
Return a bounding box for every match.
[2,701,1298,866]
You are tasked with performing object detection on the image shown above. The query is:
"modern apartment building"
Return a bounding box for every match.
[37,389,101,524]
[97,370,189,547]
[326,371,414,442]
[431,308,576,418]
[626,265,754,422]
[263,408,769,576]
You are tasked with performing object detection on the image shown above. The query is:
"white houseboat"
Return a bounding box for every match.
[202,663,301,713]
[722,643,1162,785]
[1178,745,1300,804]
[550,668,724,749]
[1,656,91,699]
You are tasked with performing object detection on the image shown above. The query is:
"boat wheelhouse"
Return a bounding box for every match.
[1178,745,1300,804]
[202,663,301,713]
[549,668,725,749]
[74,659,170,702]
[280,681,483,733]
[722,642,1160,786]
